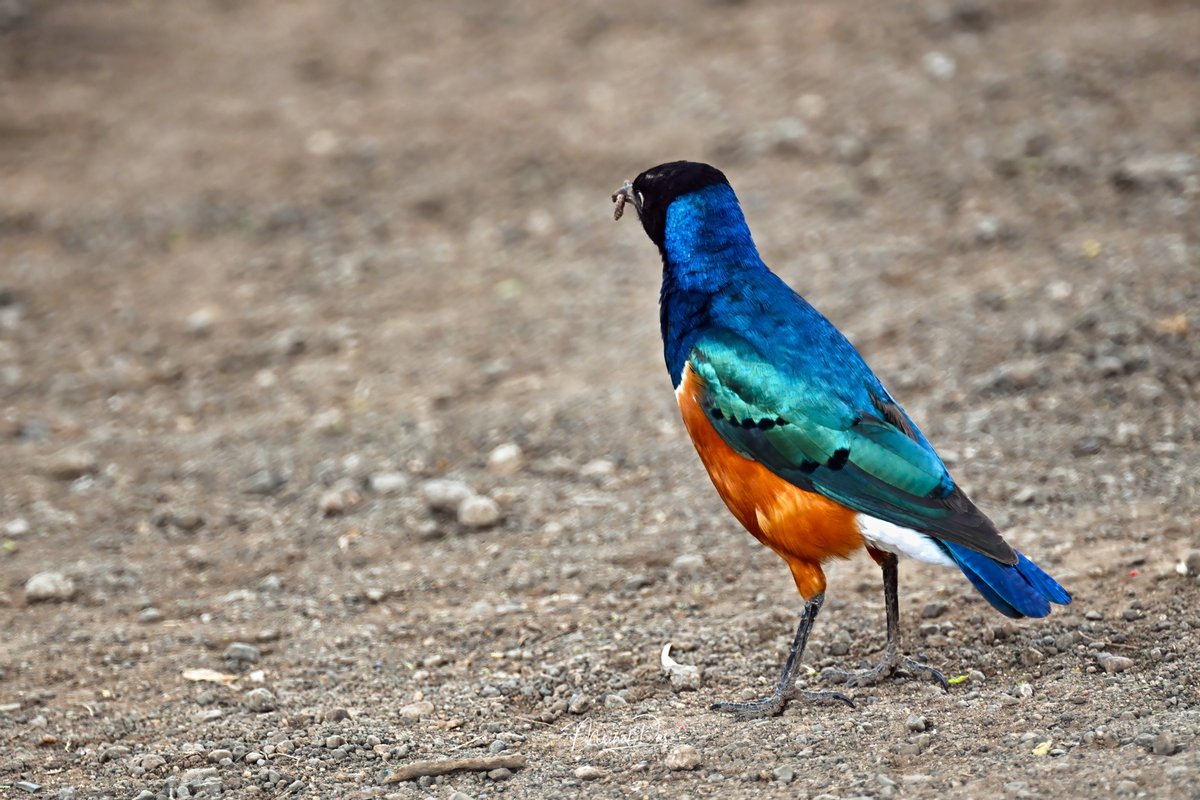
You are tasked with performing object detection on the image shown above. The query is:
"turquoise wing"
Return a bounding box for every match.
[688,331,1015,563]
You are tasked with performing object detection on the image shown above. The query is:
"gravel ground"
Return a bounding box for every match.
[1,1,1198,798]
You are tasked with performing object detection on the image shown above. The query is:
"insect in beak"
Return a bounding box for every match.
[611,180,640,221]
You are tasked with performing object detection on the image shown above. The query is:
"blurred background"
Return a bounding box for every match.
[1,1,1198,797]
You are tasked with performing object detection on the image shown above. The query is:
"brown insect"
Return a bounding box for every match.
[611,180,635,221]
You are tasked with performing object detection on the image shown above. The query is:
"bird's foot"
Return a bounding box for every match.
[823,655,949,692]
[711,688,853,721]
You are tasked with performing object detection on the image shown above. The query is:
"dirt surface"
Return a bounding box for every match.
[2,1,1199,798]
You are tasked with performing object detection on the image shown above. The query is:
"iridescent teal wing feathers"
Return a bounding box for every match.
[689,331,1016,564]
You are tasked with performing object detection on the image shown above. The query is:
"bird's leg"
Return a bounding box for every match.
[712,592,854,720]
[822,552,949,690]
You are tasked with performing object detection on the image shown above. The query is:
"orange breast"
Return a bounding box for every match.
[676,364,864,598]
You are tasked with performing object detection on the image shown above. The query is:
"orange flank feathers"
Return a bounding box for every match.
[677,364,864,599]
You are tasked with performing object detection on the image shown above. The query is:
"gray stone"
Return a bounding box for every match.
[457,495,501,528]
[486,443,523,475]
[670,553,706,573]
[140,753,166,770]
[137,607,162,624]
[922,51,957,80]
[421,478,473,511]
[1098,653,1134,674]
[224,642,260,663]
[181,767,219,785]
[575,765,603,780]
[665,744,702,771]
[45,448,97,480]
[1112,153,1196,192]
[773,765,795,783]
[603,693,628,708]
[567,692,591,714]
[1152,732,1178,756]
[243,687,278,712]
[368,472,409,495]
[25,572,76,602]
[185,308,216,337]
[400,700,433,720]
[906,714,927,732]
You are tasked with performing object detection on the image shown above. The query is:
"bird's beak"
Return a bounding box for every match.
[611,180,640,221]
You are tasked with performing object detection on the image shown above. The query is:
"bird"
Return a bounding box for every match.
[612,161,1070,720]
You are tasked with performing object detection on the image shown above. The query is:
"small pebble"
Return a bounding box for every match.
[400,700,434,720]
[457,495,501,528]
[921,602,946,619]
[224,642,260,663]
[25,572,77,602]
[575,765,603,780]
[319,486,360,516]
[369,472,409,495]
[185,308,216,337]
[1152,732,1178,756]
[568,692,592,715]
[773,765,795,784]
[45,448,97,480]
[922,51,957,80]
[140,754,166,770]
[603,693,628,708]
[671,553,706,573]
[208,749,233,763]
[579,458,616,478]
[325,707,351,722]
[486,443,524,475]
[665,744,702,771]
[421,479,473,511]
[488,767,513,781]
[137,607,163,624]
[906,714,927,732]
[243,687,278,712]
[1098,653,1134,674]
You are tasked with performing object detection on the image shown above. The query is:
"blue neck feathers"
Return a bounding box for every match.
[658,184,766,386]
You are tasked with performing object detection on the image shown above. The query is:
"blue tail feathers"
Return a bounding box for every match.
[942,543,1071,619]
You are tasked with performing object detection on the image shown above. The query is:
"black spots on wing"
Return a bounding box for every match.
[799,459,819,475]
[708,407,790,432]
[827,448,850,471]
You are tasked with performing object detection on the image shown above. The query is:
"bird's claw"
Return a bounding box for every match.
[823,655,949,692]
[711,688,854,721]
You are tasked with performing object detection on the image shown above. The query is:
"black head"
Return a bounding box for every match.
[616,161,729,249]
